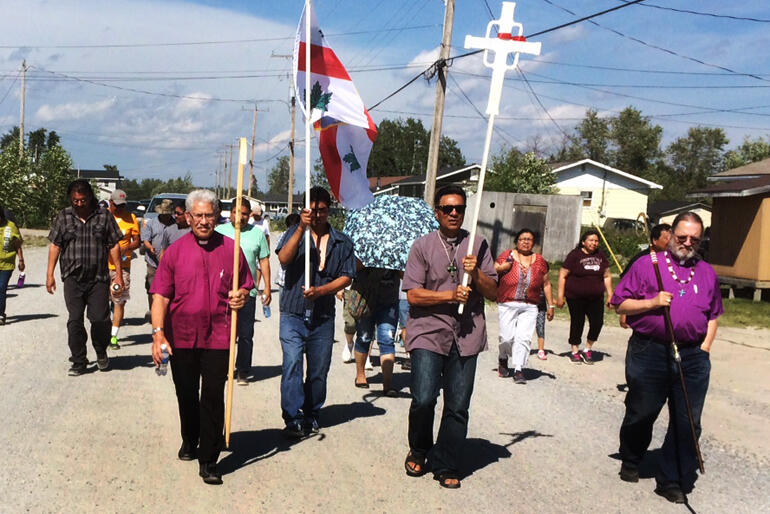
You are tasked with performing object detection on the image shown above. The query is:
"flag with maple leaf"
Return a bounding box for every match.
[293,2,377,209]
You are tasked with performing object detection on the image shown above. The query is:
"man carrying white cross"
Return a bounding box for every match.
[403,2,541,489]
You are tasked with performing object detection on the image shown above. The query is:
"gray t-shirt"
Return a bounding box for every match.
[402,229,497,357]
[161,223,191,252]
[141,217,172,267]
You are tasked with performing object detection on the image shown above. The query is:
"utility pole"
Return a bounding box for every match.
[227,143,234,199]
[248,106,258,198]
[19,60,26,157]
[424,0,455,205]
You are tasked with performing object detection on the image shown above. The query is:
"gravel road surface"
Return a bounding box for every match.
[0,246,767,513]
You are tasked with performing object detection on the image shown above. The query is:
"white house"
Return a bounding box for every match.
[551,159,662,227]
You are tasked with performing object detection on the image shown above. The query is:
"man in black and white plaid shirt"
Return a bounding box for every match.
[46,179,124,376]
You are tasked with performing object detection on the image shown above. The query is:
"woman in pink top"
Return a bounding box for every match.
[495,229,554,384]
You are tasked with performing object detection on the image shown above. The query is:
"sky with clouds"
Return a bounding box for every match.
[1,0,768,192]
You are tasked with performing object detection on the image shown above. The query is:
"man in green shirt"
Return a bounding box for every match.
[215,198,271,385]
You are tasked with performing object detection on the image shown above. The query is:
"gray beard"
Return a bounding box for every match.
[668,241,696,261]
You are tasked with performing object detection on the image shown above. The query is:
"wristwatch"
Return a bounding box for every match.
[152,327,164,334]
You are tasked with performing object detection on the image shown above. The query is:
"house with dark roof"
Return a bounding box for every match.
[691,159,770,299]
[648,200,712,227]
[69,168,124,201]
[368,164,482,198]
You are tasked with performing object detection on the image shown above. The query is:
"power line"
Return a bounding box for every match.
[0,68,21,107]
[0,24,440,49]
[516,68,570,139]
[368,0,647,110]
[447,73,514,145]
[539,0,770,84]
[620,1,770,23]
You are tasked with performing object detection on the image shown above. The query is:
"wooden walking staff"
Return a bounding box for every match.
[458,2,541,314]
[649,249,705,473]
[224,137,248,448]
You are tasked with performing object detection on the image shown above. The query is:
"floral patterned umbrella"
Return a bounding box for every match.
[344,195,438,271]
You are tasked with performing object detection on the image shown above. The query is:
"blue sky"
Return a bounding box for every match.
[1,0,769,192]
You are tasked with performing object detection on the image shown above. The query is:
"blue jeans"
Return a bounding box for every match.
[279,313,335,425]
[235,296,256,374]
[354,302,397,355]
[408,344,478,476]
[0,270,11,317]
[619,332,710,490]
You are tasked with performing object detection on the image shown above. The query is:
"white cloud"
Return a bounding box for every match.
[35,98,116,122]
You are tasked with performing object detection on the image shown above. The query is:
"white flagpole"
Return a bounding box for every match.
[458,2,541,314]
[304,0,312,293]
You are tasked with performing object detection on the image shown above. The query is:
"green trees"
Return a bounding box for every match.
[486,148,555,194]
[0,127,73,227]
[723,136,770,170]
[267,155,291,194]
[367,117,465,177]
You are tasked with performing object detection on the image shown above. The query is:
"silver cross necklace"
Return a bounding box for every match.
[438,232,459,281]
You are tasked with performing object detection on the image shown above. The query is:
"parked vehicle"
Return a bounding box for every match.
[143,193,187,223]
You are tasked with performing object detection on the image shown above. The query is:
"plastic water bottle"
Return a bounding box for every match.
[16,272,25,288]
[261,294,271,318]
[156,343,169,376]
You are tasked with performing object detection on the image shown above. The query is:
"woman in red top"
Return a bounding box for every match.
[556,230,613,364]
[495,229,554,384]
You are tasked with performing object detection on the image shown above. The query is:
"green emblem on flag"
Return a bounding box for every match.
[304,81,332,113]
[342,146,361,172]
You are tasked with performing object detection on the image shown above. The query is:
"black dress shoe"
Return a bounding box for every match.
[619,463,639,483]
[654,484,685,504]
[199,462,223,485]
[282,422,305,440]
[178,442,198,461]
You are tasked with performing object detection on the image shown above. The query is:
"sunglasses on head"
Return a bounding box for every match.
[437,204,466,215]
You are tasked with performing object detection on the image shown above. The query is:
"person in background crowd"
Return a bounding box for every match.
[0,203,24,326]
[402,185,497,489]
[275,213,300,291]
[215,198,270,386]
[494,228,554,384]
[276,187,355,438]
[160,202,190,256]
[249,204,271,295]
[150,189,253,485]
[396,280,411,370]
[351,266,400,396]
[534,291,549,360]
[556,230,613,365]
[140,199,175,320]
[337,286,356,364]
[107,189,141,350]
[611,212,721,504]
[619,223,672,329]
[46,179,123,376]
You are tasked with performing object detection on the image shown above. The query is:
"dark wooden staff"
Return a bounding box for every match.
[649,249,705,474]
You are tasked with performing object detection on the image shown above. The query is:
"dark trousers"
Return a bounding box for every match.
[170,348,229,465]
[619,332,710,490]
[0,269,11,316]
[235,296,256,374]
[145,264,157,311]
[63,277,110,366]
[566,296,604,346]
[408,344,478,475]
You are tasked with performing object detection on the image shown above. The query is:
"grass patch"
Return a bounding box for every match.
[718,298,770,329]
[22,235,50,247]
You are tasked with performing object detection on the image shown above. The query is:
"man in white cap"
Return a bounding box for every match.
[108,189,140,349]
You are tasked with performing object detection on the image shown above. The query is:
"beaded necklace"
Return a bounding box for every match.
[665,251,695,297]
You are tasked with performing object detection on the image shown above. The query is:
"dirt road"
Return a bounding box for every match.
[0,247,767,513]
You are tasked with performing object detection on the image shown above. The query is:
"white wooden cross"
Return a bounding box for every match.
[458,2,541,314]
[464,2,541,115]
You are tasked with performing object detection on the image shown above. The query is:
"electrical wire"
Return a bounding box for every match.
[516,68,570,139]
[619,1,770,23]
[0,68,21,107]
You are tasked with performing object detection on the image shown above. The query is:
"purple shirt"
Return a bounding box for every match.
[150,232,254,350]
[403,230,497,357]
[610,251,723,343]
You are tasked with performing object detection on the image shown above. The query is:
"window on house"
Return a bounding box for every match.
[580,191,592,207]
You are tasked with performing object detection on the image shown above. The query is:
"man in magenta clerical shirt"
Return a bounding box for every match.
[611,212,722,504]
[150,189,253,486]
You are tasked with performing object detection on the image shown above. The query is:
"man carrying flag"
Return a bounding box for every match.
[293,1,377,210]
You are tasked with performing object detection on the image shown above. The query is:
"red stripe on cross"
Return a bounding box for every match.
[297,42,351,81]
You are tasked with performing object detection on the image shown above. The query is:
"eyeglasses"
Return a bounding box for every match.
[518,237,534,242]
[173,211,185,216]
[311,207,329,214]
[437,204,466,215]
[190,213,216,221]
[674,234,701,245]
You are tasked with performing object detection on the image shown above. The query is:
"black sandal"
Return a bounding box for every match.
[355,378,369,389]
[436,472,461,489]
[404,451,426,477]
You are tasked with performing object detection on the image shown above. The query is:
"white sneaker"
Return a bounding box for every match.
[365,357,373,370]
[341,344,354,363]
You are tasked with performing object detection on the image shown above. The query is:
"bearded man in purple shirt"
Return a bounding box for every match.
[150,190,253,485]
[402,185,498,489]
[611,212,722,504]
